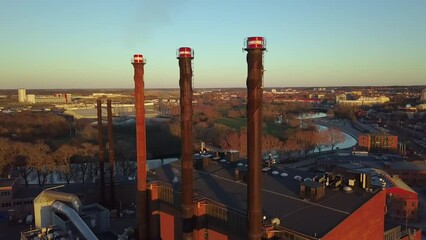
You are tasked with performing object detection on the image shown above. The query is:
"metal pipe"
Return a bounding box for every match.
[178,47,194,240]
[96,99,106,205]
[52,201,98,240]
[43,190,82,213]
[132,54,149,240]
[107,99,116,209]
[245,37,266,240]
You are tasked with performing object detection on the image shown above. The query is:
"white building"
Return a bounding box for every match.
[26,94,36,104]
[421,89,426,102]
[18,88,26,102]
[338,96,390,107]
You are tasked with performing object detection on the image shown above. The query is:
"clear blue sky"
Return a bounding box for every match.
[1,0,425,89]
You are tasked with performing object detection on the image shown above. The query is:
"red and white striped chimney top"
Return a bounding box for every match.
[177,47,193,59]
[133,54,144,63]
[246,37,265,49]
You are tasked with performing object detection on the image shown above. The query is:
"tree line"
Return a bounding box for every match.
[0,138,100,186]
[0,112,70,141]
[165,94,346,159]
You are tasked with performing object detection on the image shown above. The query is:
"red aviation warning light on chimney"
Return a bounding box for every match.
[133,54,145,63]
[177,47,194,59]
[245,36,266,50]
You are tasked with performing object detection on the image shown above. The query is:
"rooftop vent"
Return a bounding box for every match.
[280,173,288,177]
[294,175,302,181]
[272,171,279,175]
[271,218,281,226]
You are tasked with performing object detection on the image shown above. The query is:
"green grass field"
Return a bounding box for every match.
[217,117,288,139]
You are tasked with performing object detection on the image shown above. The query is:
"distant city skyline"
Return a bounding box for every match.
[1,0,425,89]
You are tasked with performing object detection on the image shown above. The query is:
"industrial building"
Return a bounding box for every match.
[146,157,400,240]
[63,103,156,119]
[16,89,72,104]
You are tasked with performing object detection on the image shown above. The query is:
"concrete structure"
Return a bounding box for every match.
[18,88,26,103]
[359,133,398,152]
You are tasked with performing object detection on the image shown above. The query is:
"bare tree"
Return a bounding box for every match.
[116,141,136,176]
[220,131,247,157]
[313,128,330,154]
[77,143,98,183]
[81,124,98,141]
[295,129,317,156]
[283,137,301,155]
[25,142,54,186]
[327,128,345,151]
[6,141,33,185]
[0,138,12,177]
[169,119,181,137]
[262,135,284,154]
[54,144,80,184]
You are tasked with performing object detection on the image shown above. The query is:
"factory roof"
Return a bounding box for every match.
[385,161,426,171]
[0,178,20,189]
[151,159,380,238]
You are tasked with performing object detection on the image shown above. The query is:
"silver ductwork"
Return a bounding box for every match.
[42,190,82,212]
[52,201,98,240]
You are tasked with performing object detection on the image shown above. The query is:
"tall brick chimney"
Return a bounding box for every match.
[177,47,195,240]
[132,54,149,240]
[244,36,266,240]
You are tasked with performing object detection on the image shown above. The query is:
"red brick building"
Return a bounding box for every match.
[358,133,398,152]
[147,160,394,240]
[386,186,418,222]
[384,161,426,186]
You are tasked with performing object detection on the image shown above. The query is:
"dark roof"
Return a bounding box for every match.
[0,178,19,188]
[387,161,426,171]
[151,159,380,238]
[301,180,323,188]
[14,184,87,199]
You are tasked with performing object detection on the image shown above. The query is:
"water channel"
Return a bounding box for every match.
[298,112,357,152]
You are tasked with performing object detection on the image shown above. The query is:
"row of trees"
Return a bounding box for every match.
[0,112,70,140]
[164,96,346,158]
[218,126,345,158]
[0,138,98,186]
